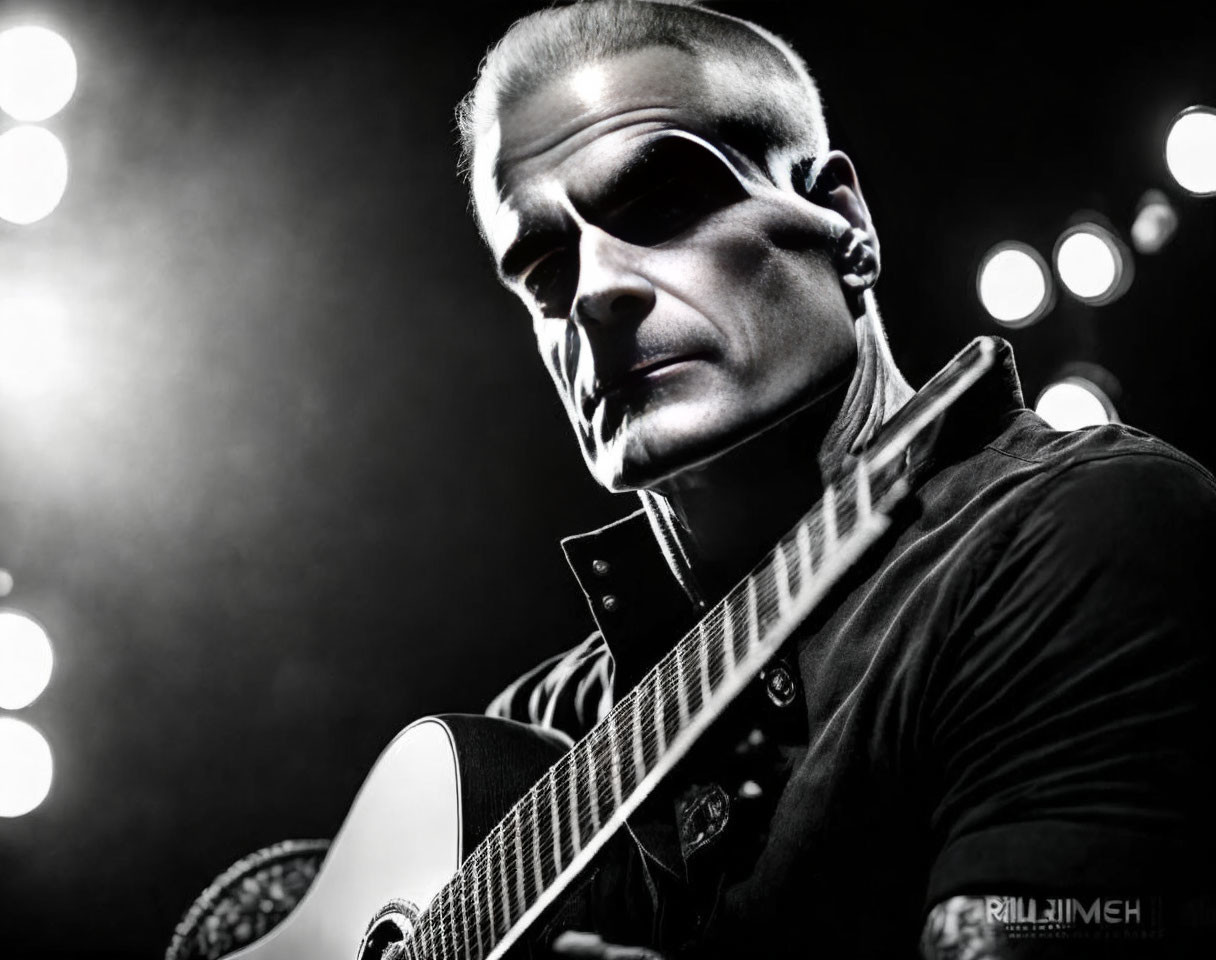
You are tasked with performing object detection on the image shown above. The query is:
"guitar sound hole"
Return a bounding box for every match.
[356,900,418,960]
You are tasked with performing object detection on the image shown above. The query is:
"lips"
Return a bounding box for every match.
[584,351,707,417]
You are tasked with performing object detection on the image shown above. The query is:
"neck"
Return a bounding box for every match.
[640,293,913,603]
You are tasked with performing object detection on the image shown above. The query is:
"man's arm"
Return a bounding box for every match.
[920,449,1216,958]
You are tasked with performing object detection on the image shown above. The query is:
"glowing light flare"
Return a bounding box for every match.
[977,243,1050,326]
[1130,190,1178,254]
[1054,225,1126,303]
[0,294,67,397]
[0,610,53,709]
[1166,106,1216,196]
[0,125,69,224]
[0,26,77,122]
[0,718,53,817]
[1035,378,1115,431]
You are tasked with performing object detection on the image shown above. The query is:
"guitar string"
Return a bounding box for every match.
[411,472,873,957]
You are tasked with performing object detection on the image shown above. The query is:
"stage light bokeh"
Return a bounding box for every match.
[0,26,77,122]
[1131,190,1178,254]
[0,125,69,224]
[1055,225,1124,303]
[0,611,53,710]
[0,718,53,817]
[1166,106,1216,196]
[977,243,1051,326]
[1035,378,1116,430]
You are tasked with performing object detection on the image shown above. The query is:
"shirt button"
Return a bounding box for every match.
[763,662,797,708]
[592,559,610,577]
[601,594,619,613]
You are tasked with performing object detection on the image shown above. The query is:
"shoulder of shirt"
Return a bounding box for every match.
[985,414,1215,488]
[941,417,1216,629]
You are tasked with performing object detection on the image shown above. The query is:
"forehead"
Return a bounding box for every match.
[474,47,746,265]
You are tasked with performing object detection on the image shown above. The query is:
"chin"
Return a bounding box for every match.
[587,403,755,493]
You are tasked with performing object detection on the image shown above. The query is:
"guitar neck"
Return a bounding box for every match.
[406,338,998,960]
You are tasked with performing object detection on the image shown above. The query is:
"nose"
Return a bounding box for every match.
[573,226,656,326]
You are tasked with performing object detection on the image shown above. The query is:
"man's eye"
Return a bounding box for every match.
[604,143,748,246]
[524,248,577,318]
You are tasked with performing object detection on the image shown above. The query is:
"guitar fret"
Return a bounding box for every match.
[823,483,839,549]
[530,788,545,894]
[513,805,528,918]
[496,828,513,932]
[797,519,813,586]
[744,574,760,650]
[606,716,624,809]
[722,597,736,670]
[466,866,484,960]
[856,460,873,522]
[441,886,457,960]
[630,695,646,780]
[419,902,436,957]
[548,771,563,873]
[652,670,667,755]
[585,742,602,831]
[470,861,486,949]
[773,543,793,615]
[697,623,712,705]
[674,645,690,727]
[566,749,582,852]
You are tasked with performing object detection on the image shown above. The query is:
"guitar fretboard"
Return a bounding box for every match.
[401,460,894,960]
[399,336,996,960]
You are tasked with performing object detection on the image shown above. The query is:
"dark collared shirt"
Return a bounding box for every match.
[489,338,1216,958]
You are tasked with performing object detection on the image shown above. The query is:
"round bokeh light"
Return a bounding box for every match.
[1035,378,1116,431]
[1055,226,1122,302]
[977,243,1051,327]
[0,610,53,709]
[1165,106,1216,196]
[0,717,53,817]
[0,26,77,122]
[0,125,69,224]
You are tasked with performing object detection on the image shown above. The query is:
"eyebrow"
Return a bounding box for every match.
[496,133,737,281]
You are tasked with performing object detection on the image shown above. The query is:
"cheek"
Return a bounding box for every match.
[677,208,852,379]
[535,319,576,396]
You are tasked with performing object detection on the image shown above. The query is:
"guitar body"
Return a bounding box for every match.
[222,714,568,960]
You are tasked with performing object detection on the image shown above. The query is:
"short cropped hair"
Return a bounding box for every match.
[456,0,830,192]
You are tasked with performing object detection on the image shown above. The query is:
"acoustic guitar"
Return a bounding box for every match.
[195,338,996,960]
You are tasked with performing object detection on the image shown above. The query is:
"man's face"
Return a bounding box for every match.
[475,46,860,492]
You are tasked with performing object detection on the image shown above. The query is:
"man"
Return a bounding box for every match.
[459,1,1216,958]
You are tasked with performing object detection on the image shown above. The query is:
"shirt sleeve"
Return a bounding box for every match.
[924,450,1216,908]
[485,631,615,743]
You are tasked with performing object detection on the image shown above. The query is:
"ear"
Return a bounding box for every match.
[795,150,880,283]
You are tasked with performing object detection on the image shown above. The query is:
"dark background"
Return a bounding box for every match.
[0,2,1212,957]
